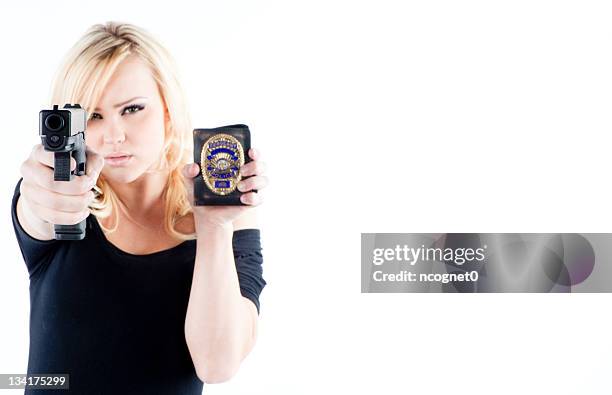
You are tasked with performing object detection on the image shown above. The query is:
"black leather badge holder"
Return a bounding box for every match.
[193,124,253,205]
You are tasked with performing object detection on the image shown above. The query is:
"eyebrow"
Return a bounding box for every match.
[93,96,148,111]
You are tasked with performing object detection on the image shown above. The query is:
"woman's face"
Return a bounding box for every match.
[86,54,168,184]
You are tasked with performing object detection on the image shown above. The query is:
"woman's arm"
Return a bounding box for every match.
[184,209,259,384]
[181,146,267,383]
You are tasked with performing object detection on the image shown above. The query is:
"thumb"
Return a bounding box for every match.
[182,163,199,178]
[181,163,199,207]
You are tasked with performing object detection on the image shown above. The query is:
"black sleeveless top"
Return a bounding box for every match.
[10,178,266,394]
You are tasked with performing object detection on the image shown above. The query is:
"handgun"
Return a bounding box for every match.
[39,104,88,240]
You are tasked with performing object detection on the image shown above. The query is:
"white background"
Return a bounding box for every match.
[1,1,611,394]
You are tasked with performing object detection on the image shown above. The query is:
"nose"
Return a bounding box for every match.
[103,124,126,145]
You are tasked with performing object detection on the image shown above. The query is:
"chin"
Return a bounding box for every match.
[101,168,145,185]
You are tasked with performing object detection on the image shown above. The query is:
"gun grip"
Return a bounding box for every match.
[54,221,86,240]
[54,152,72,181]
[52,147,88,239]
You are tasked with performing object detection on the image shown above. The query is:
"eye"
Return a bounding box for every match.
[87,104,145,121]
[122,104,145,115]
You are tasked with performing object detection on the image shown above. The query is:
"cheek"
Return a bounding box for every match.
[84,124,104,150]
[132,111,166,154]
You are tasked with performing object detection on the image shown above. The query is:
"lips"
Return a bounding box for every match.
[104,152,133,167]
[104,152,132,159]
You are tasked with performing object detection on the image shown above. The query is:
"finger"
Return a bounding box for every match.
[240,191,263,206]
[20,158,96,196]
[25,198,91,225]
[249,147,261,161]
[32,144,76,171]
[240,160,267,177]
[20,180,95,213]
[237,175,269,192]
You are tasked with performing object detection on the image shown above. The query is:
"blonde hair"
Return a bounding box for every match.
[49,21,196,241]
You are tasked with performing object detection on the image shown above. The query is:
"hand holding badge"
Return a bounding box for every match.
[182,124,268,228]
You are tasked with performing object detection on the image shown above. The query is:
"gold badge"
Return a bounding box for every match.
[200,133,245,195]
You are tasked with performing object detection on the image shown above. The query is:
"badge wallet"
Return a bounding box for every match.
[193,124,253,205]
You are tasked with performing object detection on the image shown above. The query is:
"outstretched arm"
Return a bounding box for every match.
[181,147,268,384]
[184,210,259,384]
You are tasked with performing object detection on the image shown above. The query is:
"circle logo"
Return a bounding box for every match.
[201,133,244,195]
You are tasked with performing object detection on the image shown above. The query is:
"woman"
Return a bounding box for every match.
[12,21,268,394]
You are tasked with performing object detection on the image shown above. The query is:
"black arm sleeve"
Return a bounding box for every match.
[10,177,60,278]
[232,229,267,315]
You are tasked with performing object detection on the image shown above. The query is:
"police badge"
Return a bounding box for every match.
[193,124,253,205]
